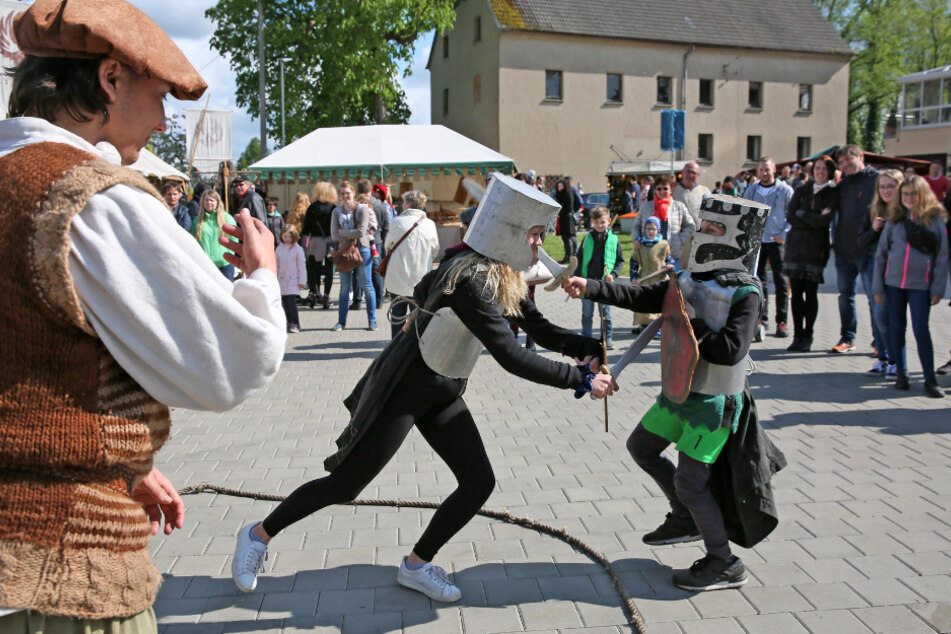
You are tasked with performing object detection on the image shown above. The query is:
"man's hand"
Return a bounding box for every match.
[590,373,616,398]
[773,236,786,245]
[874,293,884,306]
[822,207,833,216]
[605,274,615,283]
[562,276,587,299]
[131,467,184,536]
[872,216,885,231]
[684,300,696,319]
[220,210,278,276]
[932,295,942,306]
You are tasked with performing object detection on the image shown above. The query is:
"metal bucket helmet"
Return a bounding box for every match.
[687,194,770,274]
[463,172,560,270]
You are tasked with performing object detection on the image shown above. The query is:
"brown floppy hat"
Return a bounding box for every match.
[14,0,207,101]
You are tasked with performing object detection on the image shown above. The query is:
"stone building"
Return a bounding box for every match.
[429,0,852,191]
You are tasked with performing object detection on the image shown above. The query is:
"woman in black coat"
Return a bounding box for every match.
[554,179,577,263]
[784,155,839,352]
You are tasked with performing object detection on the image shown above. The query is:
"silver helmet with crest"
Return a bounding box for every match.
[463,173,560,271]
[687,194,770,274]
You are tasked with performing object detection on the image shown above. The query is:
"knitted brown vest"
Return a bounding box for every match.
[0,142,171,619]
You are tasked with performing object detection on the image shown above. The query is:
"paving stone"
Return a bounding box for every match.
[908,602,951,633]
[736,612,810,633]
[680,618,745,634]
[795,609,873,634]
[794,581,869,610]
[740,585,813,614]
[402,608,464,633]
[851,605,937,633]
[459,605,524,633]
[518,601,583,629]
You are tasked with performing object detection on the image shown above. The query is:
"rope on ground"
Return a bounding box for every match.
[178,482,648,634]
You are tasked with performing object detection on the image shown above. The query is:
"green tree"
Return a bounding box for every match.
[148,113,187,172]
[816,0,951,152]
[237,137,262,170]
[206,0,456,145]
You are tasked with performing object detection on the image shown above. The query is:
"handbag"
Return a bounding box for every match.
[903,220,939,255]
[332,239,363,273]
[374,218,422,277]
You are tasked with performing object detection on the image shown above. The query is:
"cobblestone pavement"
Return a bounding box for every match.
[154,272,951,634]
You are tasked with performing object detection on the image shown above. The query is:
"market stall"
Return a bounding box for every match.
[250,125,516,257]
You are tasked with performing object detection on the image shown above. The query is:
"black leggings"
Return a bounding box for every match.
[262,364,495,562]
[306,255,334,296]
[789,277,819,338]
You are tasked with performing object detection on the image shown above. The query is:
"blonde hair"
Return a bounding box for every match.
[311,181,338,205]
[286,192,309,232]
[871,169,903,222]
[890,175,947,226]
[194,189,227,242]
[356,193,373,206]
[439,251,527,317]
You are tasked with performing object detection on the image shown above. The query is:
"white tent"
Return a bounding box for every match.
[129,148,188,181]
[251,124,515,181]
[250,125,515,211]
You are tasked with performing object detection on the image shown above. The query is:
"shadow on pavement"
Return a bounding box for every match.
[155,558,681,633]
[283,339,388,363]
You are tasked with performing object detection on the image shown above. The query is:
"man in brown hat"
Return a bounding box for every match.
[0,1,287,631]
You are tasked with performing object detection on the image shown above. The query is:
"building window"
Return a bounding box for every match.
[442,88,449,116]
[545,70,562,100]
[698,134,713,161]
[746,135,761,161]
[699,79,714,107]
[657,76,672,105]
[748,81,763,109]
[473,75,481,104]
[898,76,951,127]
[474,16,481,42]
[798,84,813,111]
[442,33,449,59]
[606,73,622,103]
[797,137,811,159]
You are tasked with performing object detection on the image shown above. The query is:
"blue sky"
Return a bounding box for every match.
[129,1,433,162]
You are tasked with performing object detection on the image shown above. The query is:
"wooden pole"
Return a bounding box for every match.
[186,93,211,184]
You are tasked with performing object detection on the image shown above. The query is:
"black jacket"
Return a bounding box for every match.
[833,165,879,260]
[238,189,267,224]
[302,201,334,239]
[785,183,838,272]
[555,188,577,237]
[709,386,786,548]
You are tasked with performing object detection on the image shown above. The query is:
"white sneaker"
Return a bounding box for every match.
[886,363,898,378]
[232,523,268,593]
[865,360,887,376]
[397,557,462,603]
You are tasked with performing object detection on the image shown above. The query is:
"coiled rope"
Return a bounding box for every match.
[178,483,648,634]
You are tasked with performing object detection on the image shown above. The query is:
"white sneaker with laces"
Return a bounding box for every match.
[232,523,268,593]
[865,360,887,376]
[886,363,898,378]
[397,557,462,602]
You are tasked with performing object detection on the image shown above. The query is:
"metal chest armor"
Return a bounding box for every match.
[679,273,751,395]
[418,307,484,378]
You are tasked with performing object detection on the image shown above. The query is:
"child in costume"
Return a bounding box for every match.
[577,206,624,349]
[565,194,780,592]
[630,216,673,333]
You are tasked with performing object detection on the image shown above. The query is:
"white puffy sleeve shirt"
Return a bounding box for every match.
[69,184,287,412]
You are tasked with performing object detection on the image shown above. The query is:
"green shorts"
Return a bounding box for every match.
[641,400,731,464]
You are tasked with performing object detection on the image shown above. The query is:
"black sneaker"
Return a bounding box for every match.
[937,360,951,375]
[673,554,748,591]
[924,380,945,398]
[895,372,910,390]
[642,513,701,545]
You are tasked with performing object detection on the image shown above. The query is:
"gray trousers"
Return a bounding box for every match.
[627,423,732,559]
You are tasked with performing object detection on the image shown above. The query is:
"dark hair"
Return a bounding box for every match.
[161,181,182,194]
[8,56,110,123]
[356,178,372,195]
[814,154,837,178]
[653,175,671,188]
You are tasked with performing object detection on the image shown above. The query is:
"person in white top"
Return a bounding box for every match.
[0,0,285,627]
[673,161,712,225]
[384,190,440,338]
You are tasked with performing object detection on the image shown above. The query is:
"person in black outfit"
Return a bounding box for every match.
[231,174,614,603]
[784,155,838,352]
[233,174,267,223]
[301,182,338,308]
[554,179,577,263]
